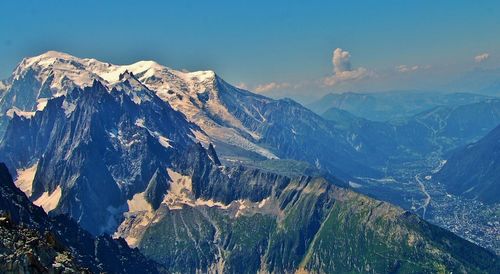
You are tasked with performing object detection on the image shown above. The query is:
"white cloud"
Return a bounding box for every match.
[332,48,352,73]
[474,53,490,63]
[323,48,371,87]
[235,82,248,90]
[396,64,431,73]
[254,82,290,93]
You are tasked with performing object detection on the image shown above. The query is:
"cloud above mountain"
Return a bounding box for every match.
[474,53,490,63]
[235,82,249,90]
[254,82,291,93]
[323,48,372,87]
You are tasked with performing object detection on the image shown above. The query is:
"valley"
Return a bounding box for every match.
[1,2,500,273]
[317,92,500,256]
[354,155,500,255]
[0,51,498,273]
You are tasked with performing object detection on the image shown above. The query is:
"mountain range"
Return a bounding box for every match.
[321,98,500,159]
[308,90,494,121]
[0,51,384,180]
[0,51,498,273]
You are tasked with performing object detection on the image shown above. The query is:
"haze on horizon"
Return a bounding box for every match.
[1,0,500,103]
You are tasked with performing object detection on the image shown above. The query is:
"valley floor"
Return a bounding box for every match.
[354,157,500,255]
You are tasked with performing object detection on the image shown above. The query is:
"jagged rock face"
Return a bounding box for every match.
[113,145,500,273]
[435,125,500,204]
[0,163,162,273]
[0,81,200,234]
[144,169,170,210]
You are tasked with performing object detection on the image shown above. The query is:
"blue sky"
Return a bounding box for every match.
[1,0,500,100]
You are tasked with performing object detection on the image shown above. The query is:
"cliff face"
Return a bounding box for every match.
[116,146,500,274]
[0,81,199,235]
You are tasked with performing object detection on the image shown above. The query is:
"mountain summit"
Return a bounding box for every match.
[0,51,499,273]
[1,51,385,178]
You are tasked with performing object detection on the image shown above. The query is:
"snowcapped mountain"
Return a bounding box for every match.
[0,51,381,178]
[0,51,274,159]
[1,52,499,273]
[0,79,203,234]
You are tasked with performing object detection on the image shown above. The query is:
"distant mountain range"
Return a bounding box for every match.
[308,90,494,121]
[321,98,500,166]
[0,51,498,273]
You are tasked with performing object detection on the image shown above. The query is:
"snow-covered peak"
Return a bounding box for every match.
[5,51,222,109]
[12,51,106,96]
[16,51,87,75]
[22,50,76,65]
[128,60,164,72]
[13,51,217,94]
[34,50,74,59]
[3,51,277,160]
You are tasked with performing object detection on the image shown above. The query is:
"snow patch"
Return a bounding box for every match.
[134,118,173,149]
[6,107,35,119]
[162,169,193,209]
[127,191,153,214]
[190,129,210,145]
[135,118,145,128]
[354,143,363,151]
[194,199,230,209]
[258,197,269,208]
[34,186,62,213]
[432,160,447,174]
[15,162,38,197]
[36,98,49,111]
[62,100,76,117]
[348,181,362,188]
[157,135,172,149]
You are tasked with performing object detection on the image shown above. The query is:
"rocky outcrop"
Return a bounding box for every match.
[145,169,170,210]
[0,215,89,274]
[0,162,162,273]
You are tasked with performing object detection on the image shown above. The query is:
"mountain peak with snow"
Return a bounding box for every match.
[1,51,280,160]
[23,50,76,63]
[9,51,216,89]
